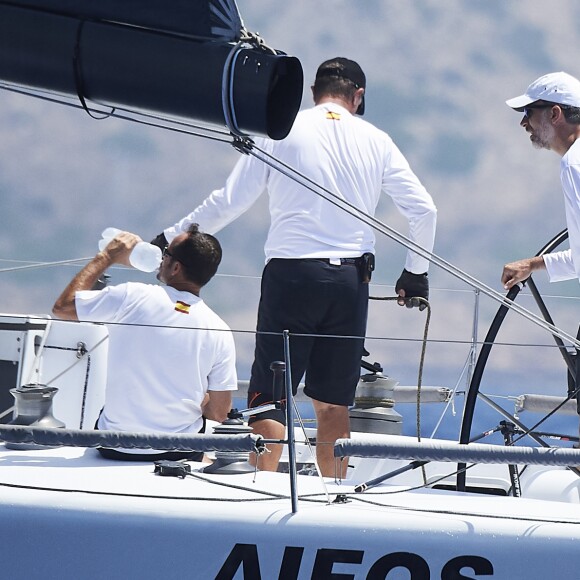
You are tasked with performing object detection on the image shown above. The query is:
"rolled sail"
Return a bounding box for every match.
[0,0,303,139]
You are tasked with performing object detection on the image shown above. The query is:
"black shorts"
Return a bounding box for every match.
[248,258,368,409]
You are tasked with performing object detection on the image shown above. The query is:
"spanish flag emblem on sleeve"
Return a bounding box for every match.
[174,300,191,314]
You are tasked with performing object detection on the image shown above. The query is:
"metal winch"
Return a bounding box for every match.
[6,383,65,450]
[349,373,403,435]
[202,409,255,474]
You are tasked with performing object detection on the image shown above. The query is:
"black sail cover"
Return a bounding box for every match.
[0,0,304,139]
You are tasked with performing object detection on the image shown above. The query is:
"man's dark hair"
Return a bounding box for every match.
[171,224,222,287]
[561,104,580,125]
[312,76,359,105]
[537,100,580,125]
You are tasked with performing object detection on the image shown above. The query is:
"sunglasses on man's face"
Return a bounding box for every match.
[162,245,189,266]
[522,104,552,118]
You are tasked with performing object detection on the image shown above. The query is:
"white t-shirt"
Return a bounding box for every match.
[75,283,237,452]
[164,103,437,274]
[544,138,580,282]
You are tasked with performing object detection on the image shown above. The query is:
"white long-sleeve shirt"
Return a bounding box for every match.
[544,138,580,282]
[165,103,437,273]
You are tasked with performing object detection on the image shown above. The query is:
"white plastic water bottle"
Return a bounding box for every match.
[98,228,162,273]
[128,241,162,272]
[98,227,121,251]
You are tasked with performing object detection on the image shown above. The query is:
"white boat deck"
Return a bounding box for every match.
[1,443,580,579]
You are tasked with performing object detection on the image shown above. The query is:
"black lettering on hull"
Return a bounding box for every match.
[215,543,494,580]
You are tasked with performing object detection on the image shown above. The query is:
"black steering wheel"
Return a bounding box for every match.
[457,229,574,490]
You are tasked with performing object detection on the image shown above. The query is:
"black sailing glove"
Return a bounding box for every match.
[395,269,429,311]
[150,232,168,251]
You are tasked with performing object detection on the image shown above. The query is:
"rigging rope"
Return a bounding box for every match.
[2,77,579,351]
[0,257,93,273]
[245,141,580,350]
[370,295,431,484]
[2,78,579,460]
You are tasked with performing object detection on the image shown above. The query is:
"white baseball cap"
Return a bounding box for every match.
[506,72,580,111]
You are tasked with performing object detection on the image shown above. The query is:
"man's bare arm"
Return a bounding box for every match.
[203,390,233,423]
[52,232,140,320]
[501,256,546,290]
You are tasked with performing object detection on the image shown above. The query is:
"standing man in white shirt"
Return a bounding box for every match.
[501,72,580,433]
[501,73,580,289]
[153,58,437,476]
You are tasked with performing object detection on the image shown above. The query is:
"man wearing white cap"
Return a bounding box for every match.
[501,72,580,289]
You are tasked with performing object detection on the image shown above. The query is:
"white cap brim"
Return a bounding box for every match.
[505,94,535,111]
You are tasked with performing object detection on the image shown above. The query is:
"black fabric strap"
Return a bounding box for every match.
[73,20,116,120]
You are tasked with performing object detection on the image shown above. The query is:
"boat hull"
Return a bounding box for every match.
[0,447,579,579]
